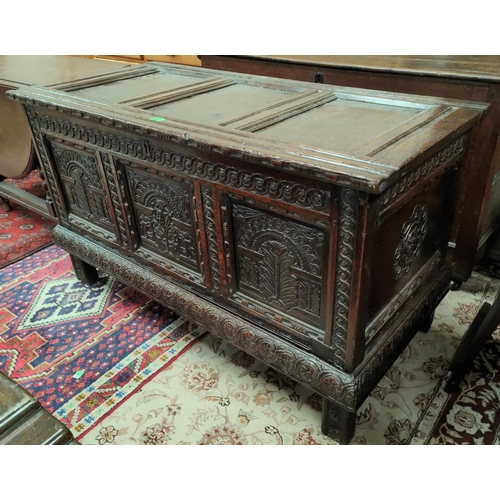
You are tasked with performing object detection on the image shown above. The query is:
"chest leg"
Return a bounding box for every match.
[321,398,356,445]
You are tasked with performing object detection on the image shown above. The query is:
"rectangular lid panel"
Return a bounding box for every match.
[70,72,203,102]
[255,98,424,155]
[148,84,293,126]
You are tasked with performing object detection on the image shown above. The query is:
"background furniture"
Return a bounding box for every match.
[0,56,134,217]
[81,55,202,66]
[200,56,500,283]
[9,62,486,443]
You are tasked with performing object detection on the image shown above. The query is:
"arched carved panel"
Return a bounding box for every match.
[231,203,325,327]
[126,167,199,272]
[51,145,111,230]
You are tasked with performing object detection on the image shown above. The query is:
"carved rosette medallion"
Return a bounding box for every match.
[394,204,429,280]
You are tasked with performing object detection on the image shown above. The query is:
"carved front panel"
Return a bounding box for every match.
[230,203,326,330]
[124,165,200,274]
[49,143,115,238]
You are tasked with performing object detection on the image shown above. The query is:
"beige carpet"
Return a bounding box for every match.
[78,266,500,445]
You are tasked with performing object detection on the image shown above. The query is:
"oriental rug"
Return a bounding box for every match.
[79,266,500,445]
[0,245,204,438]
[0,170,55,268]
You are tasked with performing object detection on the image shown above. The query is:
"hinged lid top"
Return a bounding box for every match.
[8,62,488,193]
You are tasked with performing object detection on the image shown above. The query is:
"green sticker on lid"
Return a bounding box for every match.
[149,116,165,122]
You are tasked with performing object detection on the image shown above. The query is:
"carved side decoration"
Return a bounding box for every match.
[35,114,330,213]
[24,106,65,219]
[394,204,429,280]
[127,168,198,270]
[232,204,324,325]
[53,225,356,410]
[380,135,467,209]
[51,145,112,229]
[201,185,221,292]
[331,189,359,370]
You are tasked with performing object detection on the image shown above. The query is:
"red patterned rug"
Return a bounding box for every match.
[0,245,204,439]
[425,337,500,444]
[0,170,55,268]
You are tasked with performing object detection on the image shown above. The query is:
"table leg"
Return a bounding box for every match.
[321,398,356,445]
[70,254,100,286]
[443,298,500,393]
[0,175,13,212]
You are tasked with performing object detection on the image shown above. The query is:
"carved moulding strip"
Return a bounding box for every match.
[331,188,358,370]
[133,247,203,285]
[353,268,451,406]
[52,225,356,411]
[100,153,130,249]
[35,113,331,213]
[24,106,66,220]
[67,214,116,244]
[201,185,222,292]
[380,134,467,210]
[230,292,325,343]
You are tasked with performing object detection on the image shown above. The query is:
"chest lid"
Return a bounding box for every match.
[8,62,488,193]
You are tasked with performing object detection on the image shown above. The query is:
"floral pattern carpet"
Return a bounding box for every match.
[80,266,500,445]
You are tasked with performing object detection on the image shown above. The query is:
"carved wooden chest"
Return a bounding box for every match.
[8,63,487,443]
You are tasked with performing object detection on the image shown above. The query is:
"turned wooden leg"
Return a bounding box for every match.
[70,254,99,286]
[321,398,356,445]
[419,310,435,333]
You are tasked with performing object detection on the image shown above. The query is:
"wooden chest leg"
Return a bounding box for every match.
[321,398,356,445]
[69,254,99,286]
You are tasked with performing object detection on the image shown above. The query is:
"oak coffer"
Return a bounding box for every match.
[8,63,488,444]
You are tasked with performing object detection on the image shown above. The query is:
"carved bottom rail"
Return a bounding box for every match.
[53,225,452,443]
[53,225,357,411]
